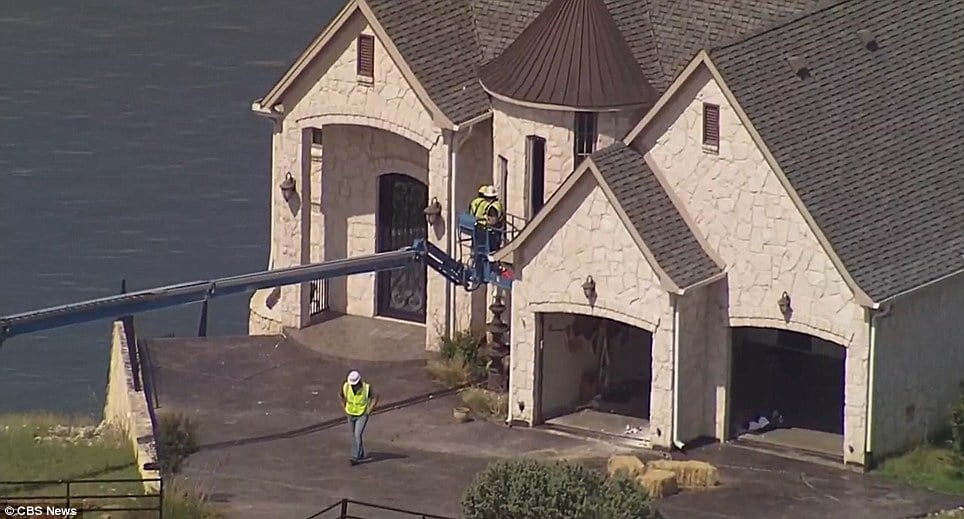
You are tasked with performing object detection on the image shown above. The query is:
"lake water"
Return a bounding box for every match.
[0,0,340,416]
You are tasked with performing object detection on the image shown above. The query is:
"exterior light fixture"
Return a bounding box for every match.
[424,196,442,225]
[280,172,296,202]
[581,275,596,300]
[778,291,792,316]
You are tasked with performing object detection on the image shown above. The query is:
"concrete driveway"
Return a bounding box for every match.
[143,319,963,519]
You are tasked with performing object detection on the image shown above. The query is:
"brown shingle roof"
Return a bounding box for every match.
[479,0,657,110]
[710,0,964,300]
[591,143,722,289]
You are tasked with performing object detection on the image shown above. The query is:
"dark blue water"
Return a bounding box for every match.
[0,0,341,415]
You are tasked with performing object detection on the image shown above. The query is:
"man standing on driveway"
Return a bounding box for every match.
[340,370,378,466]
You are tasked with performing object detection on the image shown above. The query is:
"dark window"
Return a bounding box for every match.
[498,155,509,202]
[311,128,323,146]
[357,35,375,78]
[702,103,720,153]
[525,136,546,219]
[573,112,597,165]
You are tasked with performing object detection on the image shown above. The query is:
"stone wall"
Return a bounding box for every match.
[507,171,674,446]
[872,272,964,458]
[633,64,870,463]
[321,124,429,317]
[491,100,640,221]
[258,11,445,334]
[103,320,160,491]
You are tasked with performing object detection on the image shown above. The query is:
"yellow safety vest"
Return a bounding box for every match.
[470,197,503,224]
[343,382,370,416]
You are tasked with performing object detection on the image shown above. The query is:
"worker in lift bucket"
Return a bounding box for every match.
[340,370,378,466]
[469,185,505,254]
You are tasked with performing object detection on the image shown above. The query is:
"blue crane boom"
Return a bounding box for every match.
[0,233,513,346]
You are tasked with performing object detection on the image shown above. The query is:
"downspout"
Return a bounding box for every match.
[671,295,685,450]
[865,303,890,464]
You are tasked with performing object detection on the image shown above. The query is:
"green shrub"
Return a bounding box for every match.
[157,413,199,475]
[461,459,661,519]
[950,381,964,457]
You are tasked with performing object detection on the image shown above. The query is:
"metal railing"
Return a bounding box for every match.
[309,278,329,316]
[305,499,455,519]
[0,477,163,517]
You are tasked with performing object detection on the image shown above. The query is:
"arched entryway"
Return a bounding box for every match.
[375,173,428,322]
[729,326,845,458]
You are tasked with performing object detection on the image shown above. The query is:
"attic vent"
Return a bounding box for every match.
[356,34,375,78]
[856,29,879,51]
[786,55,810,79]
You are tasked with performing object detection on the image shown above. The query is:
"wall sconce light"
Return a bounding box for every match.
[280,172,296,201]
[424,196,442,225]
[582,275,596,300]
[778,291,792,316]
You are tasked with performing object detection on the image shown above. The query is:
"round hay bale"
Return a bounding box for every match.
[637,468,678,498]
[607,454,646,478]
[648,459,720,488]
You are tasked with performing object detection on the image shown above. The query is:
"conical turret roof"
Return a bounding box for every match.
[479,0,656,110]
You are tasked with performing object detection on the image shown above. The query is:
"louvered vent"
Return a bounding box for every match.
[356,34,374,78]
[702,103,720,153]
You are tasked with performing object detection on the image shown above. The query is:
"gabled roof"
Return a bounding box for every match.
[478,0,657,110]
[710,0,964,302]
[495,142,725,293]
[258,0,824,126]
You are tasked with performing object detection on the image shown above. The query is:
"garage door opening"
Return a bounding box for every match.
[729,327,845,458]
[536,313,652,443]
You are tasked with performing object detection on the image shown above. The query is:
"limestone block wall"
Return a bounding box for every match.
[872,273,964,457]
[491,101,639,221]
[103,320,160,491]
[453,122,493,334]
[634,65,870,463]
[254,11,448,341]
[321,125,429,317]
[507,172,674,446]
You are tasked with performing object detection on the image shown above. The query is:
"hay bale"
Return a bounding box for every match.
[648,459,720,488]
[607,454,646,478]
[637,469,678,498]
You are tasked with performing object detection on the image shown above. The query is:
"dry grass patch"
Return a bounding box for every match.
[427,357,476,388]
[460,388,508,420]
[648,459,720,489]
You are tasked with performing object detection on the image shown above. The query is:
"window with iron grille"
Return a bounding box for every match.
[356,34,374,79]
[573,112,597,165]
[702,103,720,153]
[498,155,509,202]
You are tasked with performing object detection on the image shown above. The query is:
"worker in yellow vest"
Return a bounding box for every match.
[340,370,378,466]
[468,185,505,252]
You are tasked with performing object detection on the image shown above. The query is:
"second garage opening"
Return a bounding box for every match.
[536,313,653,443]
[729,327,845,459]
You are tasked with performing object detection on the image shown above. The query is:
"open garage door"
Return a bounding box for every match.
[729,327,845,459]
[536,313,652,444]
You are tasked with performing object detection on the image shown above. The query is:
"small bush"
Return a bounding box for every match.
[157,412,199,475]
[460,388,508,420]
[439,330,485,370]
[428,358,476,388]
[161,479,223,519]
[950,381,964,457]
[461,459,662,519]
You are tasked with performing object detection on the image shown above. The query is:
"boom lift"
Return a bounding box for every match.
[0,214,514,346]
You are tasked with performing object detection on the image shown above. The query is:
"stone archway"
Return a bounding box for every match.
[375,173,429,322]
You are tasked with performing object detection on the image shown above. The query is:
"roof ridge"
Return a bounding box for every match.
[711,0,851,53]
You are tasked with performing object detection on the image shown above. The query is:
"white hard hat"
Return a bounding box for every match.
[347,370,361,385]
[480,185,498,198]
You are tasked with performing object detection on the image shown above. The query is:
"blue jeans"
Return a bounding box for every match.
[347,414,369,460]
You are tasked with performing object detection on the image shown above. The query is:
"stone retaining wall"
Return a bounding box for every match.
[103,320,161,491]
